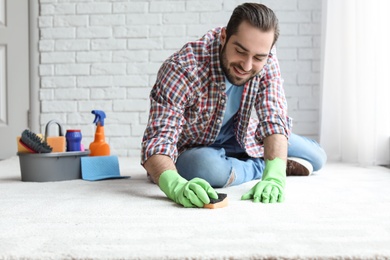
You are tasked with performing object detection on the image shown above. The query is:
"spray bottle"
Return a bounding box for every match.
[89,110,110,156]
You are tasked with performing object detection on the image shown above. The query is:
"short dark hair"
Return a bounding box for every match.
[226,3,280,47]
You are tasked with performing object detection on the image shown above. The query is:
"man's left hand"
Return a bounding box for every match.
[241,157,286,203]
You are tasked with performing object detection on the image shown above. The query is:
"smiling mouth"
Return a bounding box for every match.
[233,66,249,76]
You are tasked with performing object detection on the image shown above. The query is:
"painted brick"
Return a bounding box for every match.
[276,48,297,60]
[90,15,126,26]
[131,124,148,136]
[67,112,92,125]
[261,0,298,11]
[186,24,221,37]
[105,124,131,137]
[150,1,185,13]
[38,16,53,27]
[114,25,148,38]
[41,4,75,15]
[39,65,54,76]
[54,88,89,100]
[127,62,161,75]
[55,64,90,76]
[55,39,90,51]
[40,113,67,126]
[42,100,77,112]
[91,39,127,50]
[41,76,76,88]
[54,15,88,27]
[77,27,112,38]
[163,37,189,49]
[163,13,199,24]
[200,12,230,24]
[113,75,149,87]
[186,1,223,12]
[76,3,112,14]
[113,99,148,112]
[90,88,126,99]
[291,122,319,136]
[112,50,148,62]
[39,89,53,100]
[149,50,175,62]
[298,0,321,10]
[126,14,161,25]
[289,110,319,123]
[78,100,112,112]
[110,137,141,149]
[299,23,321,35]
[280,61,311,72]
[91,63,126,75]
[149,25,185,37]
[298,48,321,60]
[41,52,75,63]
[277,36,313,48]
[279,23,298,36]
[127,38,162,50]
[77,76,113,87]
[113,2,148,14]
[312,61,321,72]
[39,40,55,51]
[77,51,112,63]
[312,11,322,23]
[41,28,76,39]
[298,72,320,85]
[299,97,320,110]
[139,112,149,124]
[127,88,150,99]
[285,86,313,97]
[107,112,140,124]
[277,11,312,23]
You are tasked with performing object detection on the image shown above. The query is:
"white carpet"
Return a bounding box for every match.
[1,156,390,260]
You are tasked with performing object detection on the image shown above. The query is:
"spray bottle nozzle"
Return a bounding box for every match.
[91,110,106,126]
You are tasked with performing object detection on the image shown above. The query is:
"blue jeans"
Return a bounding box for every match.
[175,133,327,188]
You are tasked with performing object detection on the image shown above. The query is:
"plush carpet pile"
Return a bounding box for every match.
[0,156,389,259]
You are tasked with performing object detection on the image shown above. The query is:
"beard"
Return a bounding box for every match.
[220,44,257,86]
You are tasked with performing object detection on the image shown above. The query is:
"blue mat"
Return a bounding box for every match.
[81,155,130,181]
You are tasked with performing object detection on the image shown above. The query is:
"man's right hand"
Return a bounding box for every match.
[159,170,218,208]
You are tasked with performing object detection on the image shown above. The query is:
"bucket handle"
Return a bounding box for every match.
[44,120,65,141]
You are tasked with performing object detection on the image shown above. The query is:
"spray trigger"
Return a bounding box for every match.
[92,110,106,126]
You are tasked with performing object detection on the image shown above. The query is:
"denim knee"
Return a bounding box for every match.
[288,133,328,171]
[176,147,232,188]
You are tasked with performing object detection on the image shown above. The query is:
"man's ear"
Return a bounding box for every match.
[220,27,227,46]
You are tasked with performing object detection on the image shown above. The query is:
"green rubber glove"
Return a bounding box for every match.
[241,157,286,203]
[159,170,219,208]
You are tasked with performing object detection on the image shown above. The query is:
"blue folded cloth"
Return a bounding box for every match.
[81,155,130,181]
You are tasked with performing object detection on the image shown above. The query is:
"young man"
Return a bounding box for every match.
[141,3,327,207]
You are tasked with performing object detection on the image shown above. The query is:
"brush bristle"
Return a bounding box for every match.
[20,129,52,153]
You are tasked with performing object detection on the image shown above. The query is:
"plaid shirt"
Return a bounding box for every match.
[141,27,292,164]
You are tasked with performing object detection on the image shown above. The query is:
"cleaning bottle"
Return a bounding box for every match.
[89,110,110,156]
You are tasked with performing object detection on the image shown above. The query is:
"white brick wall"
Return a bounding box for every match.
[38,0,322,157]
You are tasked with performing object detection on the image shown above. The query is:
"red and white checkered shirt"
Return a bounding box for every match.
[141,27,292,164]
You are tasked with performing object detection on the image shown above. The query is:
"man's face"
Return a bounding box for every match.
[220,21,274,86]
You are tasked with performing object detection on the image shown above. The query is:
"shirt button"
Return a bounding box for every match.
[220,98,225,104]
[217,119,221,124]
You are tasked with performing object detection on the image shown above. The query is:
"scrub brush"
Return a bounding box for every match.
[19,129,53,153]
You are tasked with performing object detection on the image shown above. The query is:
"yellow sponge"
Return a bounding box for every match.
[204,193,228,209]
[46,136,66,153]
[16,134,43,153]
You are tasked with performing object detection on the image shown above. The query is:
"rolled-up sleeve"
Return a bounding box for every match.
[255,48,293,143]
[141,61,193,165]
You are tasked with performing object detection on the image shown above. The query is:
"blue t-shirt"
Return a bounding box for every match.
[214,77,244,145]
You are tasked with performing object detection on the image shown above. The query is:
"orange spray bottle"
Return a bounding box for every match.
[89,110,110,156]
